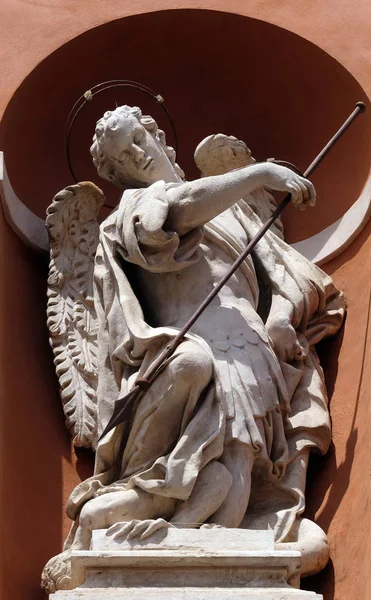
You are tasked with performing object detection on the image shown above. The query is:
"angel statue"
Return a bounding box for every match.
[42,105,345,593]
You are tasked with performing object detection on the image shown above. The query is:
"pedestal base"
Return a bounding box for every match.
[50,527,322,600]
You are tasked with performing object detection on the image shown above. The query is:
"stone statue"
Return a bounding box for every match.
[42,105,345,594]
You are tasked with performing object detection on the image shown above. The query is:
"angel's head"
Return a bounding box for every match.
[194,133,255,177]
[90,105,184,189]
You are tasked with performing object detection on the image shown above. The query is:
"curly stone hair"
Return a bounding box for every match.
[90,105,184,188]
[194,134,254,177]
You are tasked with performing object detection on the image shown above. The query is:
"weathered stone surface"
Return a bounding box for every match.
[49,528,322,600]
[91,525,274,552]
[51,591,322,600]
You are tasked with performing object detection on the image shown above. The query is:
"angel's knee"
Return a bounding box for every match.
[79,498,109,531]
[171,342,213,387]
[79,503,94,531]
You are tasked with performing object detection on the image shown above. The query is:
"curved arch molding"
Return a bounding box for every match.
[1,9,370,263]
[0,153,48,252]
[1,151,370,265]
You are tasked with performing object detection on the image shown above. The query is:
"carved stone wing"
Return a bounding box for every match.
[46,182,105,450]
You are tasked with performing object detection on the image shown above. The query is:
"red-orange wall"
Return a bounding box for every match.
[0,3,371,600]
[302,220,371,600]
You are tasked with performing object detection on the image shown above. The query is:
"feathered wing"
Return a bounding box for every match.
[46,182,105,450]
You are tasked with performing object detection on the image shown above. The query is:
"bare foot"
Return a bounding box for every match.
[106,518,173,541]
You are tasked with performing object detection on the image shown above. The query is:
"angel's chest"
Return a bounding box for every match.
[210,207,249,248]
[134,219,256,328]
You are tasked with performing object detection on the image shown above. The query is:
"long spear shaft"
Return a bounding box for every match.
[99,101,366,441]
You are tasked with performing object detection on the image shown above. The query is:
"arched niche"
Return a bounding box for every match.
[0,8,370,246]
[0,11,370,600]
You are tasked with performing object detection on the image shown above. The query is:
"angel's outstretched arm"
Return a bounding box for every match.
[165,163,315,236]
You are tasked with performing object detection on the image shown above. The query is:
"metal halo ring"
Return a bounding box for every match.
[65,79,178,184]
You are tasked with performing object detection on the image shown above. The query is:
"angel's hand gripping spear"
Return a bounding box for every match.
[99,101,366,442]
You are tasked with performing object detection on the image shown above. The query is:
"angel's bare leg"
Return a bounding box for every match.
[170,460,232,526]
[210,440,255,527]
[73,488,176,550]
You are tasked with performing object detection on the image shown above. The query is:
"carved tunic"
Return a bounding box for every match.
[134,202,288,457]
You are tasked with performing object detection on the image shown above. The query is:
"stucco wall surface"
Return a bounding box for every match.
[0,2,370,600]
[1,0,371,112]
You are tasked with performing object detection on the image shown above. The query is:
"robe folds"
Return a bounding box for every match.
[67,180,345,543]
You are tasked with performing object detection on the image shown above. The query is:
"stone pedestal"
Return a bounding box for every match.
[50,528,322,599]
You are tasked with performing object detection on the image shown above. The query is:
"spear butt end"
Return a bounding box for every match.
[355,101,366,113]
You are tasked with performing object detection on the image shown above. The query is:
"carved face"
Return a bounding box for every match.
[195,134,255,177]
[99,113,179,186]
